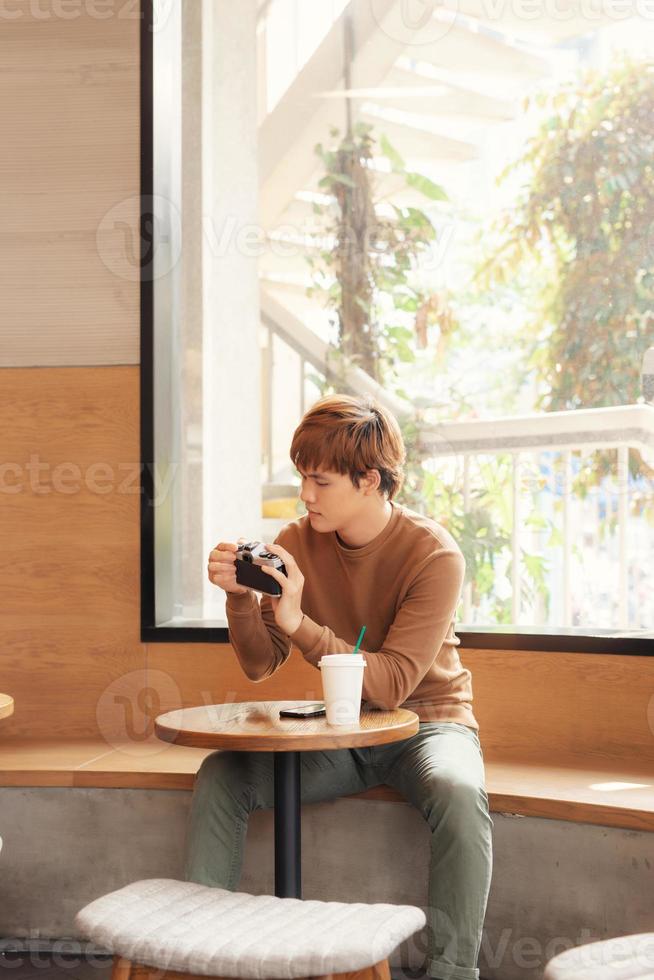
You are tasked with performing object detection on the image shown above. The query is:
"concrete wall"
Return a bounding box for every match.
[0,788,652,980]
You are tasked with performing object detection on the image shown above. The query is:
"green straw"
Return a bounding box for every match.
[353,625,366,654]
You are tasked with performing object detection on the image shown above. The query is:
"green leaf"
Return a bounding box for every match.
[525,512,549,529]
[524,552,548,584]
[394,294,419,312]
[476,563,495,594]
[318,172,356,187]
[402,207,436,233]
[396,341,416,362]
[327,172,357,188]
[406,172,449,201]
[386,325,414,340]
[380,133,405,172]
[547,527,564,547]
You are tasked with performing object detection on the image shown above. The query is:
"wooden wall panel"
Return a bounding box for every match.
[0,1,140,366]
[463,648,654,767]
[0,366,145,738]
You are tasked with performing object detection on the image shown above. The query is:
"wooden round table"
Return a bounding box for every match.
[0,694,14,721]
[155,700,419,899]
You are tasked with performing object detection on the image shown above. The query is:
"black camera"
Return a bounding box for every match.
[235,541,287,596]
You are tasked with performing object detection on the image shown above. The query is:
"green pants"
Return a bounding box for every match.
[184,721,493,980]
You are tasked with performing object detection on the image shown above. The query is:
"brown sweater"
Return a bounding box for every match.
[225,500,479,730]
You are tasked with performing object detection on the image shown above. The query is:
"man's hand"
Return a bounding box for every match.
[260,542,304,635]
[207,540,250,595]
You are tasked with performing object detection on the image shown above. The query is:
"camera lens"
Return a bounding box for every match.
[243,554,252,563]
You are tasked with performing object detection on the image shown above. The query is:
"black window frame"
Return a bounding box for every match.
[139,1,653,656]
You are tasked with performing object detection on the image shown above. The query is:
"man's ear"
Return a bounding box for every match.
[362,469,382,494]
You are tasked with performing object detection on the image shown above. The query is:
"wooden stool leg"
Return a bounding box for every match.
[111,957,133,980]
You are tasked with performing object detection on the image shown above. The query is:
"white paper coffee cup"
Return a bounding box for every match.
[317,653,367,726]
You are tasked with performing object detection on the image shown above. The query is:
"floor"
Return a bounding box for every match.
[0,954,493,980]
[0,954,113,980]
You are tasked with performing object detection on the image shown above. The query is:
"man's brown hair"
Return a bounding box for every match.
[289,394,406,500]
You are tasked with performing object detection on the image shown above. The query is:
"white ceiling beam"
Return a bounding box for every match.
[376,65,518,121]
[409,21,551,79]
[259,0,412,228]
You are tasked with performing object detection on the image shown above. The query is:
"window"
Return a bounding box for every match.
[142,0,654,652]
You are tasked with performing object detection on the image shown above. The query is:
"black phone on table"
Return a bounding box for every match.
[279,703,326,718]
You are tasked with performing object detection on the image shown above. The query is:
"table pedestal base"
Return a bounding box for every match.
[273,751,301,898]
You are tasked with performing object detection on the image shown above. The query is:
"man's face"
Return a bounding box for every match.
[297,465,372,531]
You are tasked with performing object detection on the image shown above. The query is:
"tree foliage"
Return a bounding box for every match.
[308,125,538,621]
[475,56,654,413]
[472,55,654,514]
[309,122,454,384]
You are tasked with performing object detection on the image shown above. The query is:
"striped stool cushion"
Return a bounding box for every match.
[544,933,654,980]
[74,878,426,979]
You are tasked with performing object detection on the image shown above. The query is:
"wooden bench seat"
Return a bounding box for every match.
[0,738,652,832]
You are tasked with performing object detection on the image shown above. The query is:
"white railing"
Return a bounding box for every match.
[420,406,654,627]
[262,297,654,631]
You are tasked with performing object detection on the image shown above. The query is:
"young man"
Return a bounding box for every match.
[189,394,493,980]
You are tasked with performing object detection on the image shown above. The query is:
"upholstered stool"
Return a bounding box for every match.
[544,933,654,980]
[74,879,426,980]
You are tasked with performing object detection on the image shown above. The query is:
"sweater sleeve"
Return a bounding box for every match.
[287,549,466,710]
[225,530,294,681]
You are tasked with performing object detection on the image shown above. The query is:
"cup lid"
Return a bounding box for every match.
[318,653,367,666]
